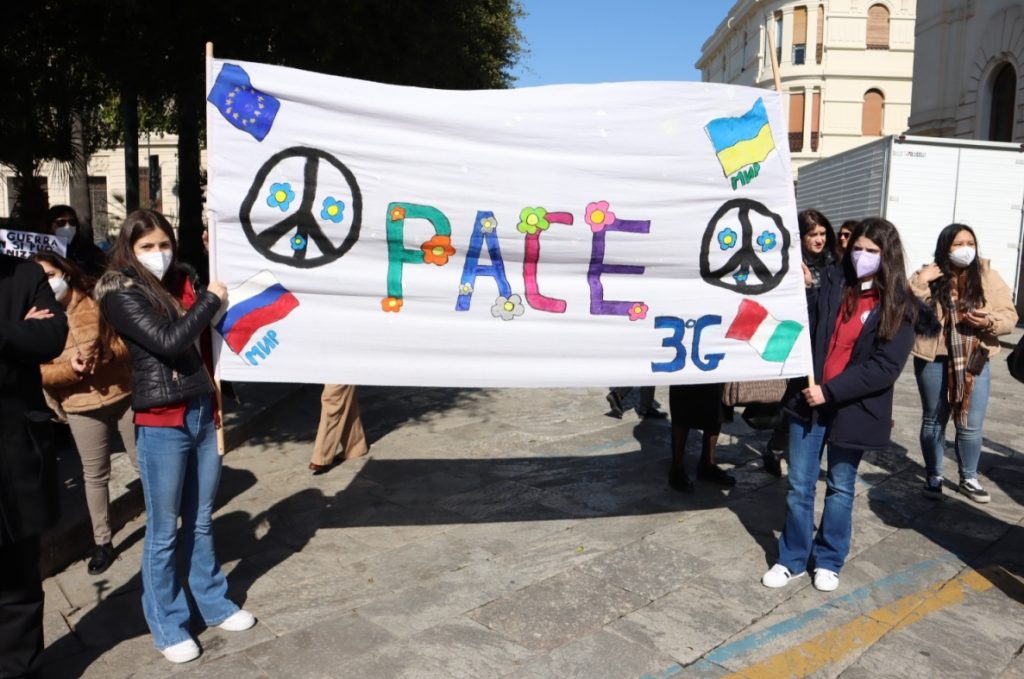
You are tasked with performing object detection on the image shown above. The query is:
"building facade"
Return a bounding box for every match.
[697,0,917,176]
[907,0,1024,142]
[0,134,203,240]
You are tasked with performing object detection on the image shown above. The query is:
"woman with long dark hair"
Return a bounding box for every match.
[95,210,254,663]
[33,251,134,575]
[762,209,840,476]
[798,209,837,289]
[761,218,917,592]
[909,224,1018,503]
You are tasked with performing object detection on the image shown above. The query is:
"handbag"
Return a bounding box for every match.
[721,379,788,406]
[1007,335,1024,383]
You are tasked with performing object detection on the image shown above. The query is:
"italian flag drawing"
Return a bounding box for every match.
[726,299,803,363]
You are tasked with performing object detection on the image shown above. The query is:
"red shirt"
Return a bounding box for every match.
[134,278,220,427]
[823,288,879,384]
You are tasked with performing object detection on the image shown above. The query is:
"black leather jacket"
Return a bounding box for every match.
[95,266,221,412]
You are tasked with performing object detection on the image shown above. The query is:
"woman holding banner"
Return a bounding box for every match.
[761,218,917,593]
[33,251,135,576]
[96,210,254,664]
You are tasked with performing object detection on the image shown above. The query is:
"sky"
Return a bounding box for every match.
[511,1,733,87]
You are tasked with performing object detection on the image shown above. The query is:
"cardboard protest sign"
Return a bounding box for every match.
[206,58,810,387]
[0,229,67,260]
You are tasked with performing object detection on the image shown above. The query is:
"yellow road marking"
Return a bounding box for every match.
[723,568,999,679]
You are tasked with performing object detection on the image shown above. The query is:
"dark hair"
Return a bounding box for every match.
[45,204,93,253]
[929,223,984,312]
[108,209,186,306]
[798,209,838,261]
[30,250,93,294]
[839,220,858,234]
[840,217,913,341]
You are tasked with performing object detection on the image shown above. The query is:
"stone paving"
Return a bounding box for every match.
[37,363,1024,678]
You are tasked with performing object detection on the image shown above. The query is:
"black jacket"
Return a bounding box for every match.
[784,264,916,450]
[95,265,221,411]
[0,255,68,545]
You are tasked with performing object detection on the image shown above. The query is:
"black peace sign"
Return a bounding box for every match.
[239,146,362,268]
[699,198,790,295]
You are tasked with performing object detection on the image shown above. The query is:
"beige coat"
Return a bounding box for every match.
[909,258,1018,360]
[40,288,133,413]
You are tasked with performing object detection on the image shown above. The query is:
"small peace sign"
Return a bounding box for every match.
[239,146,363,268]
[699,198,790,294]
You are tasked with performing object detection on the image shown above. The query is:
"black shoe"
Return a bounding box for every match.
[957,478,990,504]
[697,463,737,487]
[87,543,115,575]
[606,391,625,418]
[762,450,782,478]
[669,468,694,493]
[639,407,668,420]
[921,477,943,500]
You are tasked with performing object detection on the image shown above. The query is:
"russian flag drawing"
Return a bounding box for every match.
[214,271,299,355]
[726,299,802,363]
[705,98,776,177]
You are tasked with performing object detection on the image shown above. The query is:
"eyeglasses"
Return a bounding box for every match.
[53,218,78,227]
[839,232,851,241]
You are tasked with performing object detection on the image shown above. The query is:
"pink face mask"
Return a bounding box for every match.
[852,250,880,279]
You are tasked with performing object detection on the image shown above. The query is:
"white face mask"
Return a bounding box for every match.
[48,275,70,302]
[54,225,77,243]
[137,251,173,280]
[949,246,976,268]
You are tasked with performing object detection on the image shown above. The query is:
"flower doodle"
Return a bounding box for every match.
[491,294,526,321]
[266,182,295,211]
[381,296,403,313]
[290,234,307,251]
[627,303,649,322]
[756,230,777,252]
[459,283,474,295]
[421,235,455,266]
[480,216,498,233]
[389,206,407,222]
[733,267,750,284]
[321,197,346,223]
[718,227,738,250]
[517,207,549,235]
[585,201,617,232]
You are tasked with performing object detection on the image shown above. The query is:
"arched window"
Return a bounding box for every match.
[989,63,1017,142]
[862,89,885,136]
[866,4,890,49]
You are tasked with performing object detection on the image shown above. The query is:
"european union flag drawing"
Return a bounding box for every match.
[705,98,776,178]
[207,64,280,142]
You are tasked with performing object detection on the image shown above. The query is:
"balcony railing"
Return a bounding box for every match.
[789,132,804,153]
[810,132,820,152]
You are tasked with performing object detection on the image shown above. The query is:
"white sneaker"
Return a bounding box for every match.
[813,568,840,592]
[761,564,805,588]
[218,609,256,631]
[162,638,200,664]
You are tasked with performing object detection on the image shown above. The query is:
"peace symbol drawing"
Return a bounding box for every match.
[699,198,790,294]
[239,147,363,268]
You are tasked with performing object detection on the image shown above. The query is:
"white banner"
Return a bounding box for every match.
[206,58,811,387]
[0,229,67,260]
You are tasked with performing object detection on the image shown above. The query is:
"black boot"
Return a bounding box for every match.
[87,543,115,575]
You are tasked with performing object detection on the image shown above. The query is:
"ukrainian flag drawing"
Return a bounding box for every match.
[705,98,776,177]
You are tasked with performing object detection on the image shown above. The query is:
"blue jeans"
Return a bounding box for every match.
[136,396,238,649]
[777,418,864,574]
[914,357,991,481]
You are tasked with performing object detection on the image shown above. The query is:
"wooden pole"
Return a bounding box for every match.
[205,41,228,455]
[766,21,816,389]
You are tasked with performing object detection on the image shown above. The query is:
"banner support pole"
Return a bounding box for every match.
[204,41,228,455]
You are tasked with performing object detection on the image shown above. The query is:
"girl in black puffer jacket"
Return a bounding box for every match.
[95,210,255,664]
